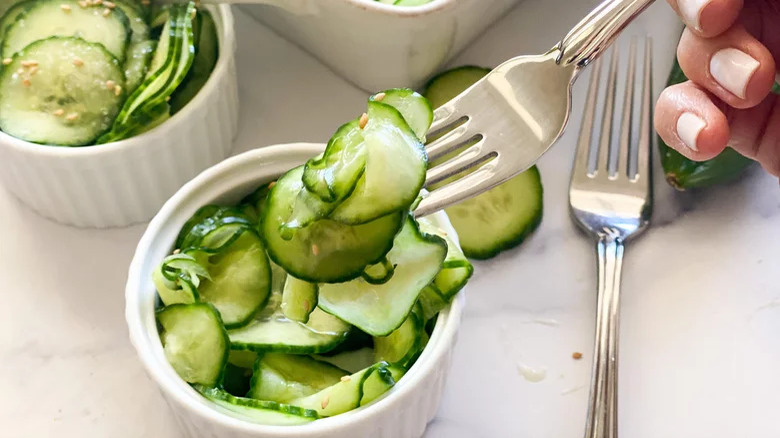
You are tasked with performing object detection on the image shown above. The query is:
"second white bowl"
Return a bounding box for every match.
[0,5,239,228]
[126,143,465,438]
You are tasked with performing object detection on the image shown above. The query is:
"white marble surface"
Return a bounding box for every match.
[2,1,779,437]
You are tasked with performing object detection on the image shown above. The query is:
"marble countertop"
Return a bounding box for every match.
[2,1,779,437]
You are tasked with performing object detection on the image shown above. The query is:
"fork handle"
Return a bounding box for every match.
[557,0,655,68]
[585,231,624,438]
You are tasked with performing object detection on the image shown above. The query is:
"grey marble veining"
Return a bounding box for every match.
[1,1,779,437]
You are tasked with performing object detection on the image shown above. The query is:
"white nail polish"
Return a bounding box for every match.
[710,48,760,99]
[677,112,706,152]
[678,0,709,30]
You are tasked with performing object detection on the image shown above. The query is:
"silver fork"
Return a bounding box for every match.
[413,0,655,217]
[569,38,653,438]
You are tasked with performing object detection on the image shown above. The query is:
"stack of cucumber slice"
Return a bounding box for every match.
[0,0,218,146]
[154,89,473,425]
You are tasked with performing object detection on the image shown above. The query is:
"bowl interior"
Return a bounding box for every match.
[126,143,462,435]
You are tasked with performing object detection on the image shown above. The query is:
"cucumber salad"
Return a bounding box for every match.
[153,89,474,425]
[0,0,218,146]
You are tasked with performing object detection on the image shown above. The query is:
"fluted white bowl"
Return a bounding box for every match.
[0,5,238,228]
[241,0,523,91]
[126,143,464,438]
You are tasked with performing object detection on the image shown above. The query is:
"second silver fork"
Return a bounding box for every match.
[569,38,653,438]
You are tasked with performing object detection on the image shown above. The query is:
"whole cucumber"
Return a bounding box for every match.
[659,58,753,190]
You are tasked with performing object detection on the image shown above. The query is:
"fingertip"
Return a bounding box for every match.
[655,82,730,160]
[673,0,741,37]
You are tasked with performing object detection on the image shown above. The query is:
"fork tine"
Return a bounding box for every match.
[574,56,603,177]
[428,104,467,136]
[425,118,474,161]
[414,163,498,218]
[425,137,493,187]
[596,48,619,176]
[617,38,638,178]
[635,37,652,183]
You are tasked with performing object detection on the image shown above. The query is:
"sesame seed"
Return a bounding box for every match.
[105,80,115,90]
[340,376,351,382]
[53,109,65,117]
[61,4,72,11]
[114,84,122,96]
[66,112,79,121]
[103,1,115,8]
[141,0,150,5]
[268,181,276,189]
[303,300,310,310]
[359,112,368,129]
[22,79,31,87]
[21,60,38,67]
[191,9,196,18]
[78,0,88,7]
[572,352,583,360]
[320,395,329,410]
[72,57,84,67]
[374,92,386,102]
[102,8,111,16]
[2,58,11,65]
[29,66,38,75]
[16,68,24,75]
[172,248,181,255]
[311,244,320,256]
[93,0,103,5]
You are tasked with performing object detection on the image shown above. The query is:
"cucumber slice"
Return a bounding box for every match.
[152,253,210,305]
[329,101,427,224]
[228,276,351,354]
[373,302,424,367]
[169,9,218,114]
[313,347,375,374]
[444,166,543,259]
[176,205,254,250]
[0,0,35,43]
[185,225,271,329]
[116,0,152,93]
[360,364,404,406]
[2,0,131,61]
[281,276,317,323]
[370,88,432,141]
[101,2,196,142]
[417,285,448,323]
[318,217,447,336]
[227,349,258,369]
[418,212,473,298]
[157,303,228,387]
[197,386,319,426]
[124,39,155,94]
[229,308,351,354]
[361,258,395,285]
[423,66,489,108]
[0,37,125,145]
[262,166,404,284]
[290,362,394,417]
[247,353,347,403]
[424,66,544,259]
[301,119,365,203]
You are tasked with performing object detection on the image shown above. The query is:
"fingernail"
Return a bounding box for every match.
[678,0,709,30]
[677,112,706,152]
[710,48,760,99]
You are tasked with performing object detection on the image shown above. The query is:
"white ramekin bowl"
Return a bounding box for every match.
[0,5,238,228]
[240,0,523,91]
[126,143,464,438]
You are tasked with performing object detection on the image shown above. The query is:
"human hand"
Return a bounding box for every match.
[654,0,780,176]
